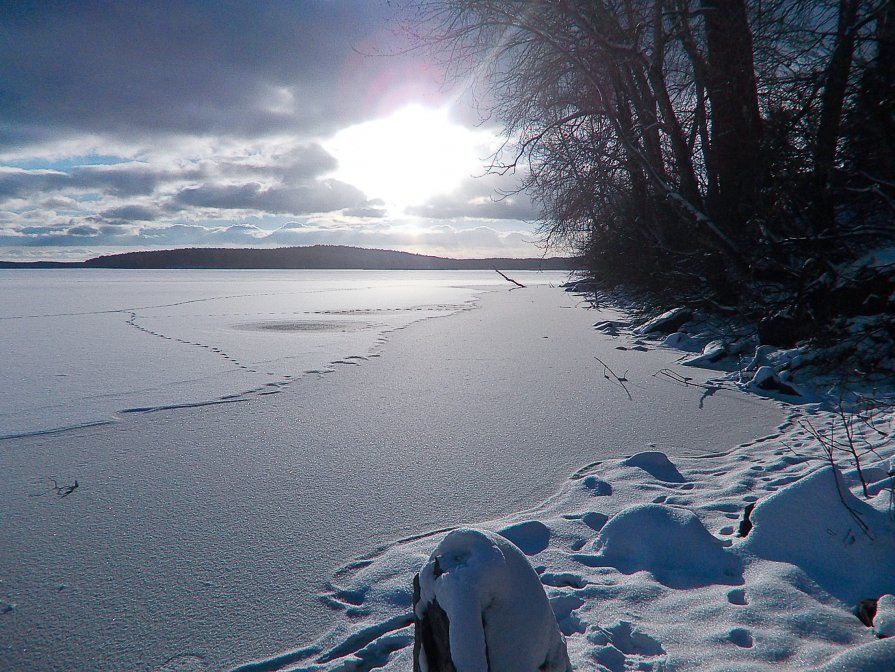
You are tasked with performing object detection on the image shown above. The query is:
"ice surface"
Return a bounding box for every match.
[0,269,562,438]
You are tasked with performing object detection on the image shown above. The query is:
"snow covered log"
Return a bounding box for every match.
[412,528,571,672]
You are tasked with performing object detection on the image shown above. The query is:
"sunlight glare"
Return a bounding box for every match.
[324,105,493,213]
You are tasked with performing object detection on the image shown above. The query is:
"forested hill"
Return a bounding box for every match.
[0,246,580,270]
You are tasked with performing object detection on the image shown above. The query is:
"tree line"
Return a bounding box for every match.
[420,0,894,326]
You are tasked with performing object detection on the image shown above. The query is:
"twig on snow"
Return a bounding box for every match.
[51,479,79,498]
[594,356,632,400]
[653,368,722,393]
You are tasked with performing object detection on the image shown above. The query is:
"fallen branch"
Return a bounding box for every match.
[51,479,79,498]
[653,368,722,393]
[594,356,632,400]
[494,268,526,288]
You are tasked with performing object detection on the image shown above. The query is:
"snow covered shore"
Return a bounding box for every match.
[238,302,895,671]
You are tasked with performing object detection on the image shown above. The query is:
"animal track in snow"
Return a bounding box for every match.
[727,627,754,647]
[125,311,262,374]
[727,588,748,605]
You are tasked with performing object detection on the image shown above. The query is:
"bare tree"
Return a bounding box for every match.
[416,0,895,316]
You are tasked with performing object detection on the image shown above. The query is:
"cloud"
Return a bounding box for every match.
[406,172,540,221]
[172,179,368,215]
[0,142,370,227]
[101,205,160,222]
[0,2,436,149]
[0,3,547,260]
[0,163,177,200]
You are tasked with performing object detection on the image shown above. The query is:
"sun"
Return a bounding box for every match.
[324,105,494,213]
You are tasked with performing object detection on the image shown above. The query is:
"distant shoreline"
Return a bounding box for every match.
[0,244,581,271]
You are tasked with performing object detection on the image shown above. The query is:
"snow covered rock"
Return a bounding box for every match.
[635,308,692,336]
[745,344,778,370]
[562,279,599,293]
[593,319,628,335]
[658,331,698,350]
[747,365,801,396]
[583,503,739,587]
[683,339,728,367]
[412,528,571,672]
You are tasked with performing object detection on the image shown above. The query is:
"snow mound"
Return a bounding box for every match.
[622,452,686,483]
[415,528,571,672]
[811,636,895,671]
[742,466,895,604]
[875,594,895,638]
[498,520,551,556]
[583,504,739,587]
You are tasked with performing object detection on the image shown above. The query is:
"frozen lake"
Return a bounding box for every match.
[0,270,781,671]
[0,269,564,438]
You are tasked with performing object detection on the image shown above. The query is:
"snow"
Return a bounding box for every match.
[235,302,895,672]
[272,398,893,672]
[874,595,895,638]
[742,465,895,605]
[580,503,740,587]
[621,451,686,482]
[812,637,895,671]
[4,272,895,671]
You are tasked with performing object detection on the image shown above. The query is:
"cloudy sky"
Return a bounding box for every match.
[0,1,542,261]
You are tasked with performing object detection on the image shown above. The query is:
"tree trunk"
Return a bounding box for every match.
[700,0,764,241]
[813,0,862,231]
[649,0,702,207]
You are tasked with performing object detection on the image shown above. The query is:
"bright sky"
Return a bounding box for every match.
[0,2,539,261]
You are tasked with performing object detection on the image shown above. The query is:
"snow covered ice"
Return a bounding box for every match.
[0,269,512,438]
